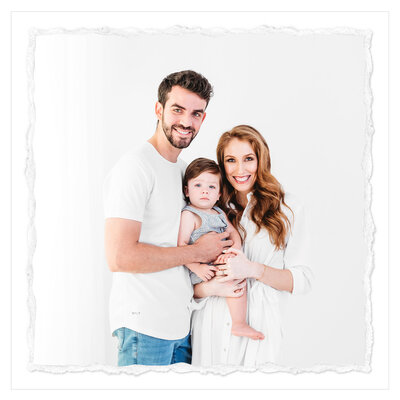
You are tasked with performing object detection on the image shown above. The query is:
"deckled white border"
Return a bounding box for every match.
[25,25,374,376]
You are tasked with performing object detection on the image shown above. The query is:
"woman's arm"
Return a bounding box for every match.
[253,262,293,293]
[218,248,294,293]
[193,277,247,298]
[219,198,312,294]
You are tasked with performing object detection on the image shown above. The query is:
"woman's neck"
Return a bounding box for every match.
[237,191,250,208]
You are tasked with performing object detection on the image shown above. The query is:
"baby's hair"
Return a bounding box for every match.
[183,158,222,202]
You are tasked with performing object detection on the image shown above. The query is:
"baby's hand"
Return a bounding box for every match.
[192,264,218,282]
[214,252,235,265]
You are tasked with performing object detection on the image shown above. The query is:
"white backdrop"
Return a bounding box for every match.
[28,26,371,370]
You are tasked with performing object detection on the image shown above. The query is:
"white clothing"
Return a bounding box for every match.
[191,192,313,366]
[103,142,193,340]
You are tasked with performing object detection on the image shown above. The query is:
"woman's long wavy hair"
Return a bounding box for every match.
[216,125,292,250]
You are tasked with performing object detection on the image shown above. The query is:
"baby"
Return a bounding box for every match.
[178,157,264,340]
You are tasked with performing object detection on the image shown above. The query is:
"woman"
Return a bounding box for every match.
[191,125,313,367]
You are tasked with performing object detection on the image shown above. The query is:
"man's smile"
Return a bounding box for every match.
[173,126,193,136]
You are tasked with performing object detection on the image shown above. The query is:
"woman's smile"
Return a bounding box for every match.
[232,175,251,183]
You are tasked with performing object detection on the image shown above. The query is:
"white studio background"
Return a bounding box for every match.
[10,8,390,392]
[30,27,370,369]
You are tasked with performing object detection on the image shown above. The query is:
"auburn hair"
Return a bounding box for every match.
[216,125,292,250]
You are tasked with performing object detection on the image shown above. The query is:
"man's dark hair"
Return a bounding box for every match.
[158,70,213,108]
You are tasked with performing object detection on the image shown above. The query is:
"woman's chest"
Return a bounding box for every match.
[241,216,285,268]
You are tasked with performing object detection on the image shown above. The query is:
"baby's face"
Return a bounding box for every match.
[185,171,221,210]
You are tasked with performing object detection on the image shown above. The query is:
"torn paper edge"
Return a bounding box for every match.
[25,25,375,377]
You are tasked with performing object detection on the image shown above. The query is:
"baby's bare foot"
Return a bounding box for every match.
[231,323,265,340]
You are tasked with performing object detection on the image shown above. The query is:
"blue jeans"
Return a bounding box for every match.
[113,327,192,366]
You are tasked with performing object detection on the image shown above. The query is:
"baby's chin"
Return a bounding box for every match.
[189,200,215,210]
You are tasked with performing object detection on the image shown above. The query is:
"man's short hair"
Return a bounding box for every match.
[158,70,213,107]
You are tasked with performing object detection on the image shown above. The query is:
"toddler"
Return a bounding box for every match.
[178,158,264,340]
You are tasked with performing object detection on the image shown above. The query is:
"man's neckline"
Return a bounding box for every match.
[145,141,181,165]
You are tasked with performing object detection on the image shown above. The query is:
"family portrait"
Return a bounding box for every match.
[26,25,372,373]
[105,70,312,367]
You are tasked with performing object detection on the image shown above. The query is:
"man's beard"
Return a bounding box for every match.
[162,119,197,149]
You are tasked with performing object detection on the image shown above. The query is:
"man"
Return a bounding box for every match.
[104,70,234,366]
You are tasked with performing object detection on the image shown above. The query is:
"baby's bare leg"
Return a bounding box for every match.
[226,284,265,340]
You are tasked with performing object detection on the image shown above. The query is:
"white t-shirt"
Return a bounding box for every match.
[103,142,193,340]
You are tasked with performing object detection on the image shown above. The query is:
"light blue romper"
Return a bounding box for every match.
[182,205,228,285]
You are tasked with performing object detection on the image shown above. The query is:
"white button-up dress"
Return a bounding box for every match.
[190,192,313,367]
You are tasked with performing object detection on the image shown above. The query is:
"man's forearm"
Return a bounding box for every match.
[105,219,232,274]
[108,242,201,273]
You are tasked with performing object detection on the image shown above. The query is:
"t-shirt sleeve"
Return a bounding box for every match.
[103,155,153,221]
[283,198,314,295]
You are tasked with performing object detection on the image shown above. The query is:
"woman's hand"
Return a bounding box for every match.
[194,277,246,298]
[217,248,264,281]
[213,252,234,265]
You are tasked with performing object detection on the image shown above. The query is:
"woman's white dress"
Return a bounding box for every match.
[190,192,313,367]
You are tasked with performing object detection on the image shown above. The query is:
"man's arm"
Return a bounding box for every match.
[105,217,233,273]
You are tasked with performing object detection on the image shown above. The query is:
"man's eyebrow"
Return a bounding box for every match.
[170,103,185,110]
[170,103,205,114]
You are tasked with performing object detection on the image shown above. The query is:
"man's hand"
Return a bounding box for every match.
[193,231,233,264]
[190,263,218,282]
